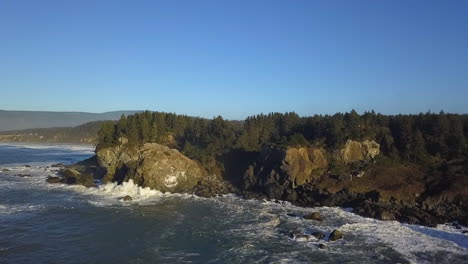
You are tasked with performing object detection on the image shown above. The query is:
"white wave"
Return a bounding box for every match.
[340,220,468,263]
[0,203,45,215]
[61,179,197,207]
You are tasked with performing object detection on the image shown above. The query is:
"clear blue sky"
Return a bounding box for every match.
[1,0,467,119]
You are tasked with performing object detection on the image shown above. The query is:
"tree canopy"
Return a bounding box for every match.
[97,110,468,166]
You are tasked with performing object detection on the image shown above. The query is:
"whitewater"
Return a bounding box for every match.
[0,143,467,263]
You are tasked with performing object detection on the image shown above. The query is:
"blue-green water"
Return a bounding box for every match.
[0,143,467,263]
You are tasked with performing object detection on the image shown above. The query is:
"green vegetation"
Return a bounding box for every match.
[97,110,468,168]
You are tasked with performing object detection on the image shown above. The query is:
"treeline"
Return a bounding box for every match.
[97,110,468,165]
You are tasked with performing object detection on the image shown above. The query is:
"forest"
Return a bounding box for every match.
[97,110,468,168]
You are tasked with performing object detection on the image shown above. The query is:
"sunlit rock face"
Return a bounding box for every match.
[243,145,329,198]
[339,140,380,164]
[243,140,381,200]
[96,142,206,193]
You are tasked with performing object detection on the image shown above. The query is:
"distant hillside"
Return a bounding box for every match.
[0,110,141,131]
[0,121,109,144]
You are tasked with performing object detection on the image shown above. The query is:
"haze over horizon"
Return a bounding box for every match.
[1,0,467,119]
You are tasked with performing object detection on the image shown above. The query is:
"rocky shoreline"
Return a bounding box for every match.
[49,139,468,228]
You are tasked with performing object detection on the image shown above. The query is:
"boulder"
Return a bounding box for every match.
[304,212,323,221]
[59,168,95,187]
[329,229,343,241]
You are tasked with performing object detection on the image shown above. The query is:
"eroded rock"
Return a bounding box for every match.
[340,140,380,164]
[329,229,343,241]
[304,212,323,221]
[96,142,209,193]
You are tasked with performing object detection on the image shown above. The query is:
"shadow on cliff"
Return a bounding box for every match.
[219,149,259,189]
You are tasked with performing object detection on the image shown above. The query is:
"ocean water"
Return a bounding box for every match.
[0,143,467,264]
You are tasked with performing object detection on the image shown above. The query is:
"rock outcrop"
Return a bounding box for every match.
[243,141,380,200]
[243,145,329,199]
[96,142,211,193]
[339,140,380,164]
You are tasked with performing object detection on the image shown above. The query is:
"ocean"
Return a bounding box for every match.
[0,143,467,264]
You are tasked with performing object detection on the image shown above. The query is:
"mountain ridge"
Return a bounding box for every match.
[0,110,142,131]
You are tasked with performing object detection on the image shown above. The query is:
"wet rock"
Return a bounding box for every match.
[287,213,301,218]
[121,195,132,201]
[2,168,10,172]
[15,174,31,177]
[24,165,31,168]
[329,229,343,241]
[318,243,326,249]
[311,231,325,239]
[304,212,323,221]
[51,163,64,168]
[59,168,95,187]
[379,210,395,221]
[46,176,62,184]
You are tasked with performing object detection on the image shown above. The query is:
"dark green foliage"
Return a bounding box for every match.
[96,111,468,166]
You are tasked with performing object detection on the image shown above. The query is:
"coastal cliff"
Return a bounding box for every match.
[54,138,468,227]
[48,111,468,227]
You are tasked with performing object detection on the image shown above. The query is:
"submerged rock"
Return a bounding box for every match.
[51,163,64,168]
[304,212,323,221]
[311,231,325,239]
[286,213,302,218]
[121,195,132,201]
[15,174,31,177]
[318,243,326,249]
[329,229,343,241]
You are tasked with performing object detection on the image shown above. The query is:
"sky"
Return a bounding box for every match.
[1,0,467,119]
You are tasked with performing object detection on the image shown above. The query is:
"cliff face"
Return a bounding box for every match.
[240,140,467,226]
[243,140,380,199]
[96,142,207,193]
[243,146,328,198]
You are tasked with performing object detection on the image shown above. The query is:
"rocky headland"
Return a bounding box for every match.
[51,138,468,227]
